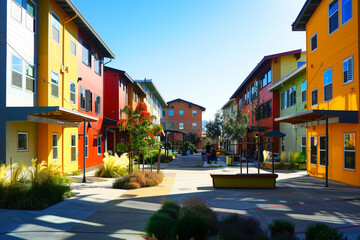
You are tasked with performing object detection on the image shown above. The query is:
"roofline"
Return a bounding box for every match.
[268,64,306,91]
[292,0,321,31]
[167,98,206,111]
[59,0,115,58]
[230,49,302,99]
[135,79,168,108]
[221,98,236,109]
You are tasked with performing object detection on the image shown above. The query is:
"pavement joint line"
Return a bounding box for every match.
[203,191,298,201]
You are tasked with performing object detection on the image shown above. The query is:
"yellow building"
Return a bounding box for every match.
[277,0,359,186]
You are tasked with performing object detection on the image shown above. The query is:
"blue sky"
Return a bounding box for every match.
[72,0,306,121]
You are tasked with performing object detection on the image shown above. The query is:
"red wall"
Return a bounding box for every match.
[104,70,119,121]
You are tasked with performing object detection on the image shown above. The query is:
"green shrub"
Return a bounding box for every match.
[305,223,344,240]
[113,171,164,189]
[298,164,307,170]
[173,210,208,240]
[219,214,267,240]
[268,219,295,240]
[145,212,175,240]
[95,153,129,178]
[160,200,180,219]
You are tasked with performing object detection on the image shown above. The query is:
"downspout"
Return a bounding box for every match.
[61,14,77,174]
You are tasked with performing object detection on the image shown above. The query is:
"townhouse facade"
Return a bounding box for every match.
[277,0,359,186]
[229,50,306,159]
[162,98,205,148]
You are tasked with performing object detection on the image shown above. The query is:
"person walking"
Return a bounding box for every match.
[205,142,211,164]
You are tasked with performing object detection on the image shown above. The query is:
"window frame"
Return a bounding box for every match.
[343,56,353,85]
[94,56,102,76]
[192,110,197,117]
[311,88,318,107]
[310,136,317,165]
[51,70,59,98]
[319,135,326,166]
[51,11,60,44]
[70,81,76,105]
[168,122,174,130]
[95,94,101,115]
[17,132,28,152]
[82,40,91,67]
[71,134,76,162]
[341,0,352,26]
[97,136,102,156]
[328,0,339,35]
[70,39,76,56]
[25,63,35,92]
[179,122,184,130]
[301,136,306,155]
[26,0,36,32]
[52,133,58,161]
[192,122,197,129]
[344,132,356,170]
[11,54,23,89]
[168,110,174,117]
[301,80,307,103]
[310,33,318,52]
[323,68,333,102]
[179,110,184,117]
[80,87,86,110]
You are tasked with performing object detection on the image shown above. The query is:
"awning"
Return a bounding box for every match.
[164,129,188,135]
[275,110,358,128]
[6,106,98,127]
[103,117,118,128]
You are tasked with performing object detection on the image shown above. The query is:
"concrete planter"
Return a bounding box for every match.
[210,173,278,189]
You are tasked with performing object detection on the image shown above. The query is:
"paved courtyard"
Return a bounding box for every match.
[1,154,360,240]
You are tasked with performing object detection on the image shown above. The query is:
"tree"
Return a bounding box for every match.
[205,111,223,143]
[222,111,248,141]
[117,102,163,173]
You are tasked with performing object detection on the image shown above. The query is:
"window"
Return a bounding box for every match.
[162,122,166,129]
[266,137,271,151]
[85,135,88,158]
[343,56,353,84]
[179,110,184,116]
[311,33,317,52]
[344,133,355,169]
[51,70,59,98]
[162,110,165,117]
[239,99,243,110]
[179,122,184,130]
[310,136,317,165]
[301,136,306,155]
[95,95,101,115]
[281,138,285,152]
[52,133,58,160]
[192,123,197,129]
[71,135,76,162]
[133,91,139,103]
[26,0,36,32]
[119,78,122,88]
[319,136,326,166]
[192,110,197,117]
[97,136,102,155]
[26,0,35,17]
[26,64,34,92]
[329,0,339,34]
[12,55,22,88]
[12,0,22,23]
[297,61,306,68]
[85,89,92,112]
[70,81,76,104]
[169,110,174,116]
[51,11,60,43]
[17,132,28,151]
[311,89,318,106]
[324,68,332,101]
[94,56,101,75]
[82,41,91,67]
[341,0,352,25]
[168,122,174,130]
[280,87,295,110]
[70,40,76,56]
[80,87,85,109]
[301,80,307,103]
[255,100,272,120]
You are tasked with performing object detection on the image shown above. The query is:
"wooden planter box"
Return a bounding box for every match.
[210,173,278,189]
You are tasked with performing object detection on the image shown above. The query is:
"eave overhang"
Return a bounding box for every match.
[292,0,321,31]
[268,64,306,92]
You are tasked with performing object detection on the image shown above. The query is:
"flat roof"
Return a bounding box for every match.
[135,79,167,108]
[292,0,321,31]
[268,64,306,91]
[55,0,115,58]
[167,98,206,111]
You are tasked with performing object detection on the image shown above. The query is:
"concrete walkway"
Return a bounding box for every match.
[1,155,360,240]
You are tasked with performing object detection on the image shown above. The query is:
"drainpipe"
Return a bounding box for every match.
[61,14,77,174]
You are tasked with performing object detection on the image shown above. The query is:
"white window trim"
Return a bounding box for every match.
[70,81,76,105]
[311,88,318,107]
[71,134,76,162]
[192,123,197,129]
[310,136,317,165]
[344,132,356,171]
[341,0,352,26]
[323,68,333,103]
[192,110,197,117]
[11,0,23,23]
[328,0,339,35]
[319,135,326,166]
[11,54,23,90]
[310,33,318,52]
[97,136,102,155]
[17,132,28,152]
[51,10,60,44]
[343,56,354,85]
[52,133,58,161]
[70,39,76,56]
[179,122,184,130]
[51,70,59,98]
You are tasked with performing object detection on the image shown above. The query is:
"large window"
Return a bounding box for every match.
[17,132,28,151]
[319,136,326,166]
[344,133,355,169]
[343,56,353,84]
[259,68,271,89]
[52,133,58,160]
[95,95,101,115]
[169,110,174,116]
[192,123,197,129]
[82,41,91,67]
[324,68,333,101]
[80,87,85,109]
[179,110,184,117]
[97,136,102,155]
[71,135,76,162]
[70,81,76,104]
[192,110,197,117]
[162,110,165,117]
[311,33,317,52]
[51,70,59,98]
[310,136,317,165]
[70,40,76,56]
[255,100,271,120]
[179,122,184,130]
[12,54,22,88]
[329,0,339,34]
[301,80,307,103]
[26,64,34,92]
[280,86,296,110]
[94,56,101,75]
[51,11,60,43]
[311,89,318,106]
[85,135,88,158]
[301,136,306,155]
[341,0,352,25]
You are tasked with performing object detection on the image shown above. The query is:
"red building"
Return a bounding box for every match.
[77,31,115,170]
[230,50,305,158]
[162,98,205,149]
[103,66,146,154]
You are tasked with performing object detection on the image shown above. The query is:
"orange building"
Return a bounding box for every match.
[162,98,205,149]
[277,0,359,186]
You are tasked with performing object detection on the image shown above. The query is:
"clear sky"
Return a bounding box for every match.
[72,0,307,121]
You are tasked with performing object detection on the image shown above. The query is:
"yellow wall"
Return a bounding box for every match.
[6,122,38,166]
[305,0,359,186]
[271,52,306,84]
